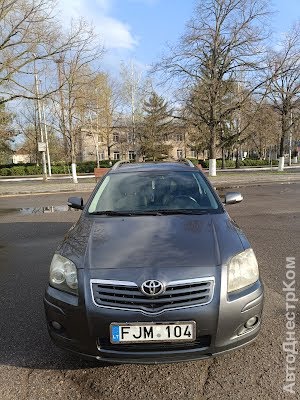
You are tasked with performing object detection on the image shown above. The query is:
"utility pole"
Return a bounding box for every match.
[33,57,47,180]
[42,100,52,177]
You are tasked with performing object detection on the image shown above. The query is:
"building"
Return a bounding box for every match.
[12,148,32,164]
[78,118,207,163]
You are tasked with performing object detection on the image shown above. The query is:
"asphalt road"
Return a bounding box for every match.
[0,184,299,400]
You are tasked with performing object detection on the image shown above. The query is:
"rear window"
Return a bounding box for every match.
[88,171,221,214]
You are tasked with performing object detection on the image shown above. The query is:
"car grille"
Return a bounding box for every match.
[97,335,211,353]
[91,278,214,313]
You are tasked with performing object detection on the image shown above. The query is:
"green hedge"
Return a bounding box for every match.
[198,159,279,168]
[26,165,43,175]
[77,162,94,173]
[0,160,118,176]
[10,166,26,175]
[0,165,43,176]
[242,159,279,166]
[0,167,12,176]
[51,165,71,174]
[0,158,280,176]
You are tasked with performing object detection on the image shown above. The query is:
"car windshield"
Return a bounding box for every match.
[88,171,221,214]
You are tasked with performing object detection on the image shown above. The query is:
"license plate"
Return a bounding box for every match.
[110,321,196,344]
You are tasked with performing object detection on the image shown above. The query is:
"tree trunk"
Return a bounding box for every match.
[70,140,78,183]
[209,125,217,176]
[279,132,285,158]
[221,146,225,169]
[235,147,240,169]
[278,112,289,171]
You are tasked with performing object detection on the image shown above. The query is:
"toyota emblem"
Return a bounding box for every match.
[140,280,165,297]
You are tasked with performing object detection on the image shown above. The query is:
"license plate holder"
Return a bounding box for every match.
[110,321,196,344]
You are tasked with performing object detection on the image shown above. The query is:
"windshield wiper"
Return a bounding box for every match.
[89,210,162,216]
[89,210,135,216]
[89,209,210,216]
[150,209,209,215]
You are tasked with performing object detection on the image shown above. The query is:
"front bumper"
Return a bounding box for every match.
[44,276,264,364]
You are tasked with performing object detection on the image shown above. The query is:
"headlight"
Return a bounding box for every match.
[49,254,78,295]
[227,248,259,293]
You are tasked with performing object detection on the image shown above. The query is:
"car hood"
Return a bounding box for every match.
[59,213,248,269]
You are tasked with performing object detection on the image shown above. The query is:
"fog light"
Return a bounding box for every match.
[51,321,62,330]
[244,316,258,329]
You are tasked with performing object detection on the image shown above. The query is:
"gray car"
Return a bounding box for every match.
[44,160,264,364]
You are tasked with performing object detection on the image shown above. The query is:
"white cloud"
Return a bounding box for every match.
[57,0,138,50]
[97,16,137,49]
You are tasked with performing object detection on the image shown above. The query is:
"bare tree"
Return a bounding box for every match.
[120,61,151,160]
[50,26,104,183]
[266,22,300,170]
[156,0,271,175]
[0,0,97,104]
[88,73,123,162]
[0,101,14,163]
[244,102,280,159]
[15,100,65,164]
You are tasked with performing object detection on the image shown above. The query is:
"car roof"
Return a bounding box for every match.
[109,162,199,174]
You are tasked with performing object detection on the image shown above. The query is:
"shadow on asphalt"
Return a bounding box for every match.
[0,221,108,370]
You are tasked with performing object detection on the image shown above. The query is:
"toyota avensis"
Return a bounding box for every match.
[44,160,264,364]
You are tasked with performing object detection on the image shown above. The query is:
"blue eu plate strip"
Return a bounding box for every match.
[111,325,120,342]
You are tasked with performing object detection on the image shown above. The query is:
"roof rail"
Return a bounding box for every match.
[177,158,196,168]
[111,160,130,170]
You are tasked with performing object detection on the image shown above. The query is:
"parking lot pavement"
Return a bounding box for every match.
[0,184,299,400]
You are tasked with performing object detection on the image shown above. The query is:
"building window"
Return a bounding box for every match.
[128,151,135,160]
[177,149,183,159]
[190,150,196,158]
[99,152,105,160]
[176,133,183,141]
[113,151,120,160]
[113,133,119,143]
[128,133,135,143]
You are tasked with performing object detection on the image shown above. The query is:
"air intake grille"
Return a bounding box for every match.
[91,278,214,313]
[97,335,211,353]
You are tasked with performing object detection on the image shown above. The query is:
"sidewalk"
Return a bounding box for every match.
[0,171,299,196]
[0,180,96,196]
[208,171,300,188]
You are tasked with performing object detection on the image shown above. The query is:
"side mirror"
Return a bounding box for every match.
[68,196,84,210]
[224,192,243,205]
